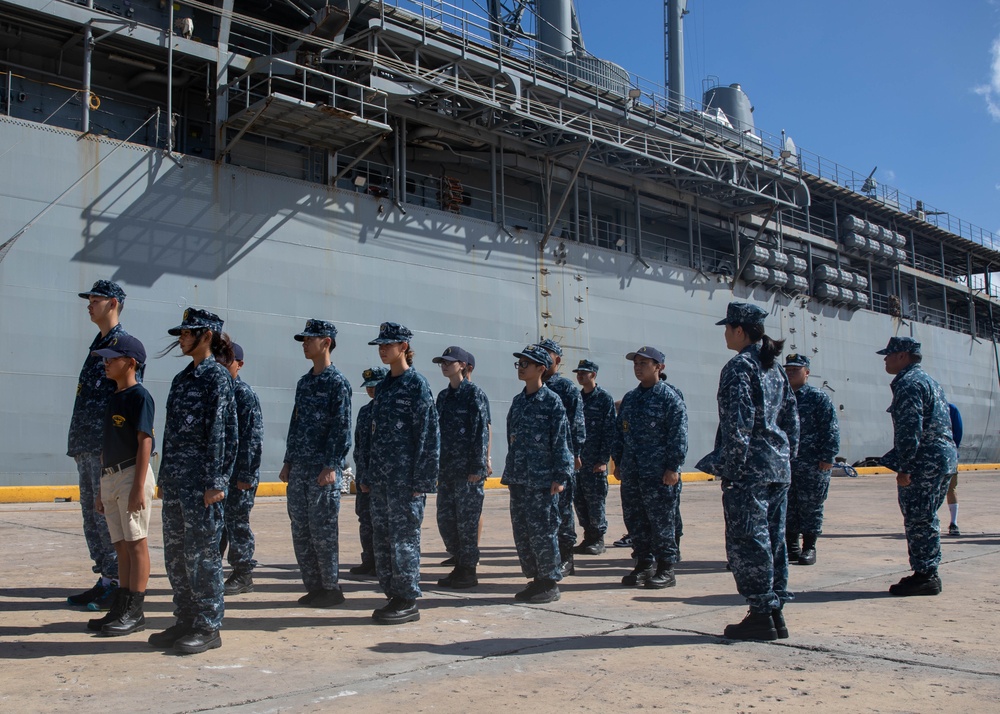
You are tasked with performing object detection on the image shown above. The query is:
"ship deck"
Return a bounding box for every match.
[2,473,1000,712]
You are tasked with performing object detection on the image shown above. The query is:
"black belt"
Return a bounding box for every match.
[102,457,137,476]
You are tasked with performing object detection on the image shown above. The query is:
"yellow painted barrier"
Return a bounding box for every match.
[2,464,995,504]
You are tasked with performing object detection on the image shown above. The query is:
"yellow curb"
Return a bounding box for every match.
[4,466,993,504]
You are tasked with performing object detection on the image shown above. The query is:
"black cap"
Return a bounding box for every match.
[92,334,146,364]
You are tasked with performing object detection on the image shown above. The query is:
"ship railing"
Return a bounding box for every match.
[0,63,171,148]
[375,1,997,254]
[226,57,388,126]
[779,207,836,242]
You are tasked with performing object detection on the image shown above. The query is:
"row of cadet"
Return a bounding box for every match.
[66,280,958,652]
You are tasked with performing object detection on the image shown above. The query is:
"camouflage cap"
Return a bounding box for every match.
[78,280,126,302]
[784,353,810,368]
[715,301,768,326]
[572,359,600,373]
[514,345,552,368]
[231,342,245,362]
[295,319,338,342]
[432,346,473,364]
[626,346,666,364]
[92,333,146,365]
[167,307,224,336]
[535,338,563,357]
[876,336,921,356]
[361,365,388,388]
[369,321,414,345]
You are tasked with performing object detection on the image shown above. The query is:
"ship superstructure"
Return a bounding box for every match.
[1,0,998,486]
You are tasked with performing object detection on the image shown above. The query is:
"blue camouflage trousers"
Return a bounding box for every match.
[354,490,374,566]
[162,487,225,632]
[898,471,954,573]
[76,452,118,578]
[436,478,485,568]
[621,472,680,564]
[787,466,832,536]
[508,484,562,582]
[573,466,609,541]
[369,484,425,600]
[557,472,577,553]
[722,480,791,614]
[286,464,341,591]
[220,484,258,573]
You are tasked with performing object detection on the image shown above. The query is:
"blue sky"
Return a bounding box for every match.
[573,0,1000,235]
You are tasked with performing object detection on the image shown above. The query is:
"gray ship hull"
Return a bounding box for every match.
[1,117,996,487]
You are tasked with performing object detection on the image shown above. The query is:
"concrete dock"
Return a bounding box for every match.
[2,473,999,713]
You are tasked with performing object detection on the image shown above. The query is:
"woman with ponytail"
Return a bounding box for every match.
[697,301,799,642]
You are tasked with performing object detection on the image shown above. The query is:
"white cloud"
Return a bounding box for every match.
[974,35,1000,120]
[883,169,896,181]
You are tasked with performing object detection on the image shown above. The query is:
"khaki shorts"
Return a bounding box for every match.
[100,464,155,542]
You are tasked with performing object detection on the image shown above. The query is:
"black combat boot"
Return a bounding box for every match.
[786,532,801,563]
[799,534,817,565]
[558,549,575,577]
[148,620,192,649]
[223,570,254,595]
[373,597,419,624]
[621,560,655,586]
[723,610,778,641]
[87,588,129,632]
[889,570,942,596]
[581,537,606,555]
[526,579,560,604]
[439,565,478,589]
[771,608,789,639]
[645,561,676,589]
[174,628,222,654]
[102,591,146,636]
[349,559,377,576]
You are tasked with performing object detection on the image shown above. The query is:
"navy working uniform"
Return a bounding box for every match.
[220,343,264,582]
[698,303,800,617]
[503,346,575,588]
[158,309,237,638]
[434,348,491,572]
[572,360,616,548]
[878,337,958,585]
[363,323,440,605]
[68,281,137,587]
[612,347,689,578]
[352,366,387,573]
[283,320,353,597]
[536,339,586,566]
[784,354,839,550]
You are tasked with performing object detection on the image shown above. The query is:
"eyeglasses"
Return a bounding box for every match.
[514,360,535,369]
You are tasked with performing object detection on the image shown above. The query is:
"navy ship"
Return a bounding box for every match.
[1,0,997,487]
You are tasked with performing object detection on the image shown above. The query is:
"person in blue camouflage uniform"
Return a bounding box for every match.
[149,308,237,655]
[218,342,264,595]
[877,336,958,597]
[571,360,616,555]
[536,338,586,577]
[697,302,799,641]
[67,281,135,609]
[783,353,839,566]
[503,345,574,604]
[432,346,491,589]
[611,347,688,589]
[349,366,387,576]
[363,322,439,624]
[279,319,353,608]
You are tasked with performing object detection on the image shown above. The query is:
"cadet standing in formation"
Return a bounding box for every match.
[612,347,689,589]
[503,345,574,604]
[364,322,440,624]
[699,302,799,642]
[783,354,839,566]
[280,320,352,608]
[149,308,237,655]
[571,360,616,556]
[432,346,491,589]
[219,342,264,595]
[878,336,958,597]
[536,338,586,577]
[67,281,134,610]
[349,366,387,576]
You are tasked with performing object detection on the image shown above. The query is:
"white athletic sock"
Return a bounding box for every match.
[949,503,958,526]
